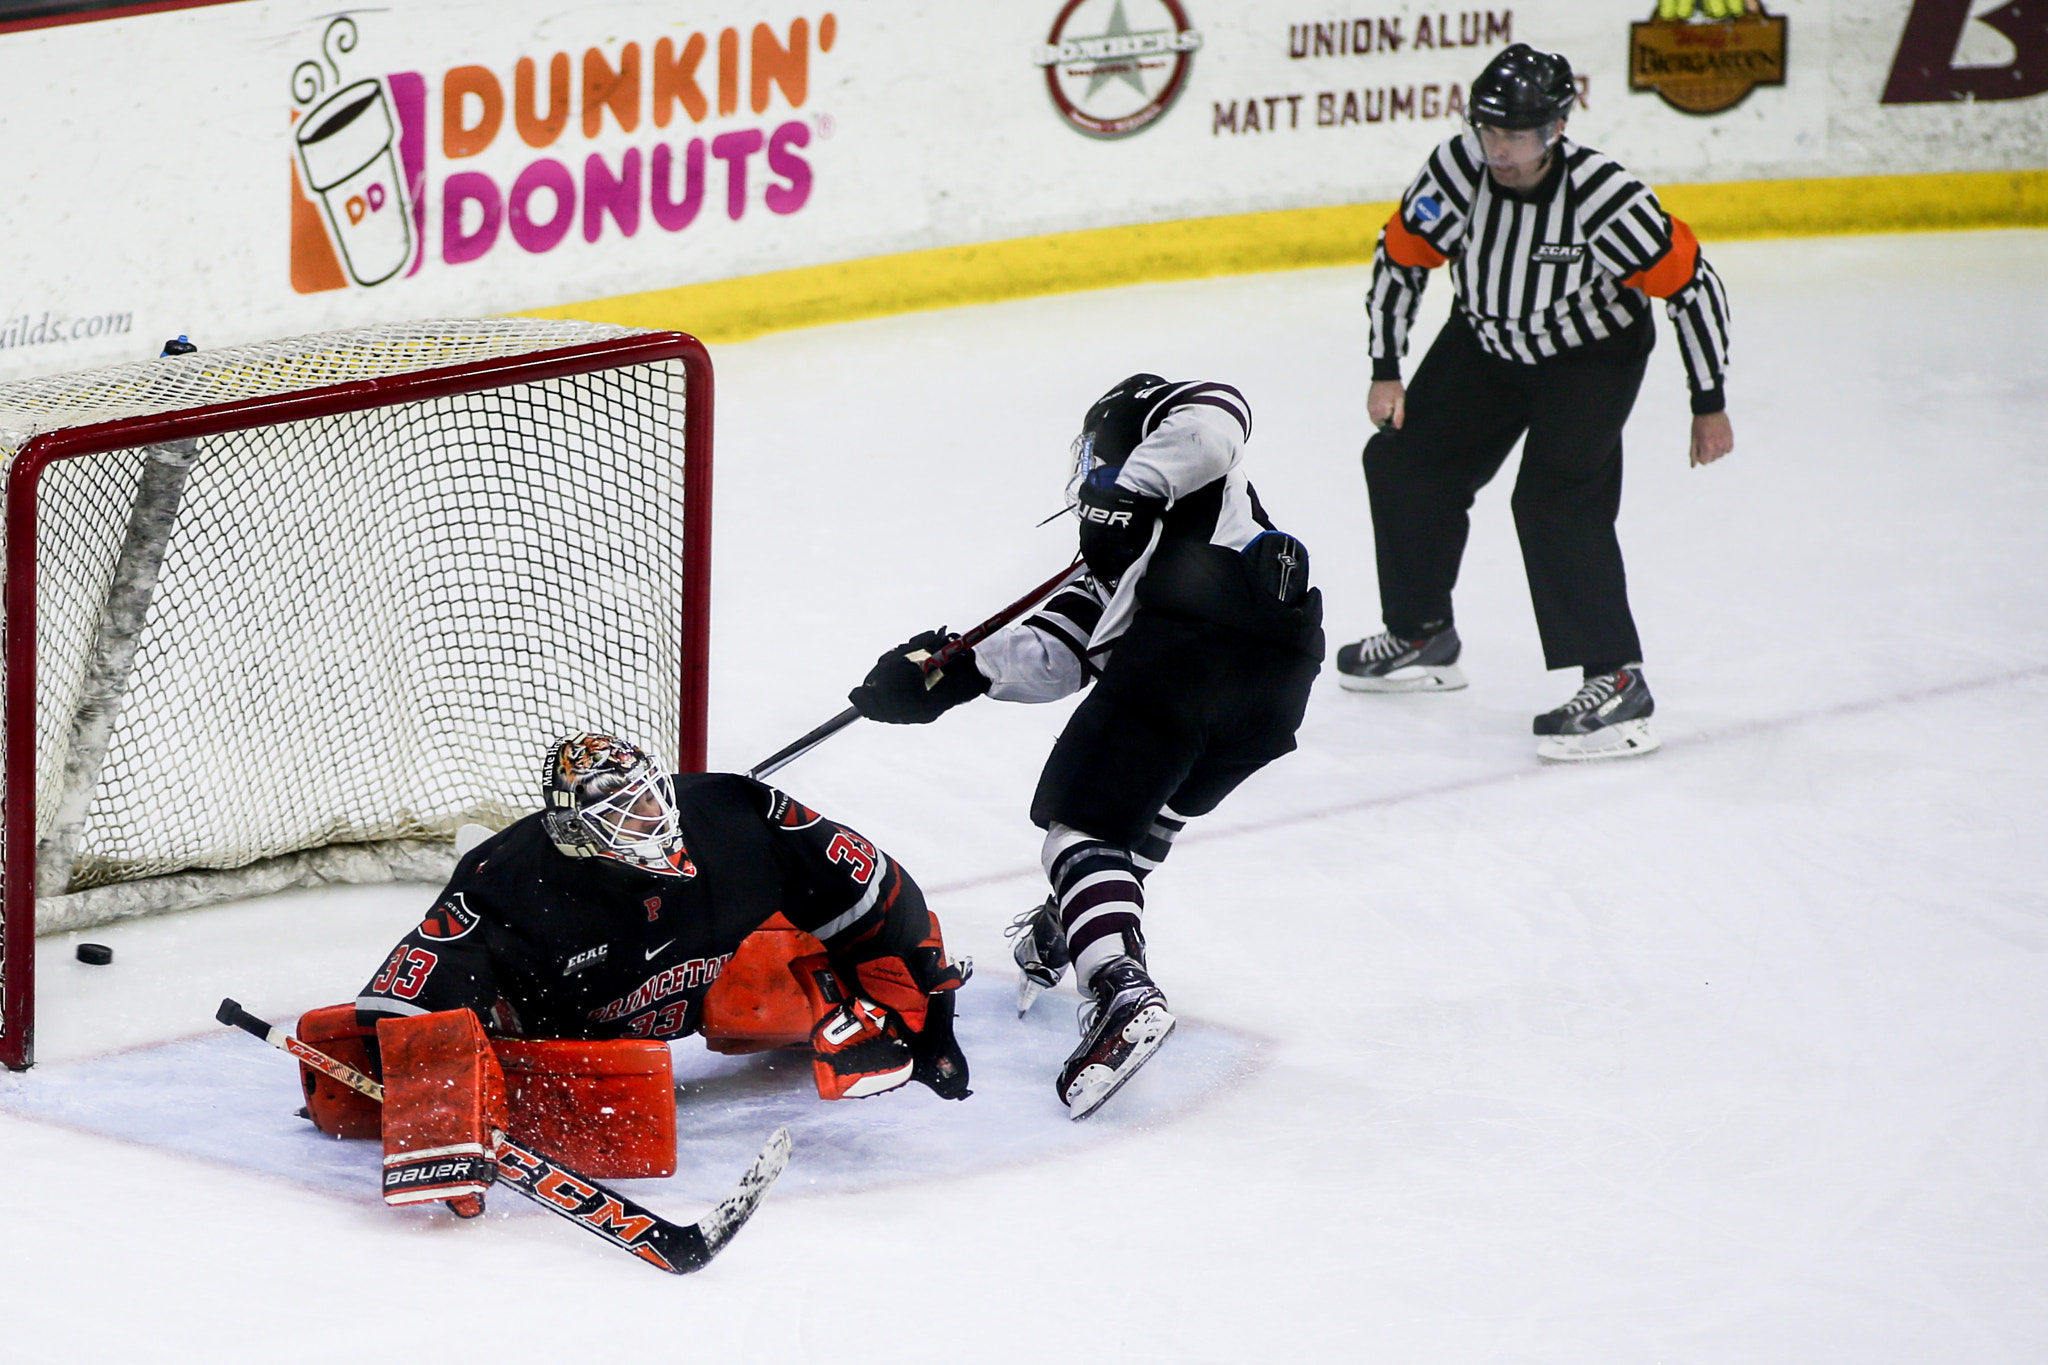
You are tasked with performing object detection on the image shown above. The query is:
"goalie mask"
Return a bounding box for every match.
[541,734,693,877]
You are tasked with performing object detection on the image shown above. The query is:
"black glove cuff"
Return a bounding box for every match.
[1076,475,1166,585]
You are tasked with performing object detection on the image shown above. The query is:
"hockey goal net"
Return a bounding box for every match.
[0,320,713,1069]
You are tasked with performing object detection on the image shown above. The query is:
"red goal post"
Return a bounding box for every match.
[0,320,714,1069]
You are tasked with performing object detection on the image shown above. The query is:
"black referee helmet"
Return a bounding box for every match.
[1469,44,1576,129]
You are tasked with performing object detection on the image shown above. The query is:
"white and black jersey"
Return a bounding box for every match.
[974,381,1270,702]
[1368,132,1731,411]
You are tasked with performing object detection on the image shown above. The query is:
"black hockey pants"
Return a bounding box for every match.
[1030,611,1320,849]
[1363,309,1652,673]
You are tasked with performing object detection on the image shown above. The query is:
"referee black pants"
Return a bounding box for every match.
[1363,310,1652,674]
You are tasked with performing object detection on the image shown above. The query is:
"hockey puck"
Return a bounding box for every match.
[76,943,113,966]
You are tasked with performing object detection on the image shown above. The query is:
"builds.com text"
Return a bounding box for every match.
[1,310,135,351]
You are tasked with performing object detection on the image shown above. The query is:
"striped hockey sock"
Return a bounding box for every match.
[1041,823,1145,988]
[1131,807,1189,878]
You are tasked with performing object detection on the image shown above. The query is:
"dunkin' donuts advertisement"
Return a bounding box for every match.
[285,13,829,295]
[0,0,2042,379]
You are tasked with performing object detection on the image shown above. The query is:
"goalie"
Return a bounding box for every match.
[848,375,1324,1118]
[337,734,969,1216]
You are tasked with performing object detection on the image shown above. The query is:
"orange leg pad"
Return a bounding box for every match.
[298,1003,382,1140]
[376,1010,506,1207]
[494,1038,678,1179]
[292,1006,677,1180]
[699,914,823,1053]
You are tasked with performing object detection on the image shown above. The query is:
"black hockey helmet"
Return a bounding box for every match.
[541,733,693,877]
[1469,44,1576,130]
[1075,372,1170,473]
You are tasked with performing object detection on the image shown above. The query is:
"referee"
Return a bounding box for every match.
[1336,43,1732,762]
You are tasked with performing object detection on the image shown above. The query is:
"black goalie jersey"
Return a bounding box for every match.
[356,775,928,1041]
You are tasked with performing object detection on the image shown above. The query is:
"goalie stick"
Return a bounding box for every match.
[746,557,1084,781]
[214,998,789,1274]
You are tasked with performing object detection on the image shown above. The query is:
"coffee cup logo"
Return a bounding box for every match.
[296,79,413,285]
[290,17,418,289]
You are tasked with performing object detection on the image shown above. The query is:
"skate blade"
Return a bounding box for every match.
[1064,1007,1177,1121]
[1536,718,1660,763]
[1016,972,1050,1017]
[1337,663,1467,693]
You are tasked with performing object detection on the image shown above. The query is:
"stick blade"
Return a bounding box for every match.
[695,1127,793,1262]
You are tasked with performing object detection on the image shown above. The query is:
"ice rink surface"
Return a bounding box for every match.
[3,230,2046,1363]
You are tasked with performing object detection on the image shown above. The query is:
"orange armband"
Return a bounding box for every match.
[1382,210,1447,269]
[1624,216,1700,298]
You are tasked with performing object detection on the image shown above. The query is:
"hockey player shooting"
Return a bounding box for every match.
[334,734,969,1218]
[847,375,1324,1119]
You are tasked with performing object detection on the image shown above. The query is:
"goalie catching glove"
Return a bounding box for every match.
[792,921,973,1101]
[847,628,991,725]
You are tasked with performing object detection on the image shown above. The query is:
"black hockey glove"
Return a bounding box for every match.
[855,940,972,1101]
[907,986,971,1100]
[847,628,991,725]
[1075,466,1165,586]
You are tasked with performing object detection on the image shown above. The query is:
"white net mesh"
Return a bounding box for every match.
[0,319,641,457]
[4,319,699,901]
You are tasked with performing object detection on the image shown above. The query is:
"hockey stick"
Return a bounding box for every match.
[214,998,789,1274]
[746,557,1084,781]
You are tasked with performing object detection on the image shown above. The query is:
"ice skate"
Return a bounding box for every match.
[1006,897,1069,1016]
[1336,624,1467,692]
[1534,664,1659,762]
[1057,956,1176,1120]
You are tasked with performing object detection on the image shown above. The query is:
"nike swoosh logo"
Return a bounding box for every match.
[645,940,675,960]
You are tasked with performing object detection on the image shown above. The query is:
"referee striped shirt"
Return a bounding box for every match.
[1368,132,1731,413]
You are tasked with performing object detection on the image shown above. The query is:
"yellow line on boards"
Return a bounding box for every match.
[1658,167,2048,240]
[519,168,2048,344]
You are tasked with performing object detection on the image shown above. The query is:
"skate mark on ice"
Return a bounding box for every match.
[925,664,2048,895]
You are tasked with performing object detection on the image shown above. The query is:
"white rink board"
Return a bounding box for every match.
[1,0,2045,378]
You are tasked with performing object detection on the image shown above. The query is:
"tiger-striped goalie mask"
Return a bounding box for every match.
[541,733,692,877]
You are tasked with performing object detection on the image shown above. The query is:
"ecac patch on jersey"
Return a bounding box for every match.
[417,893,480,940]
[1413,195,1442,225]
[564,944,610,976]
[1531,243,1585,263]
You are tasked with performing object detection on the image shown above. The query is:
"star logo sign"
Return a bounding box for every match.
[1079,2,1151,100]
[1035,0,1202,140]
